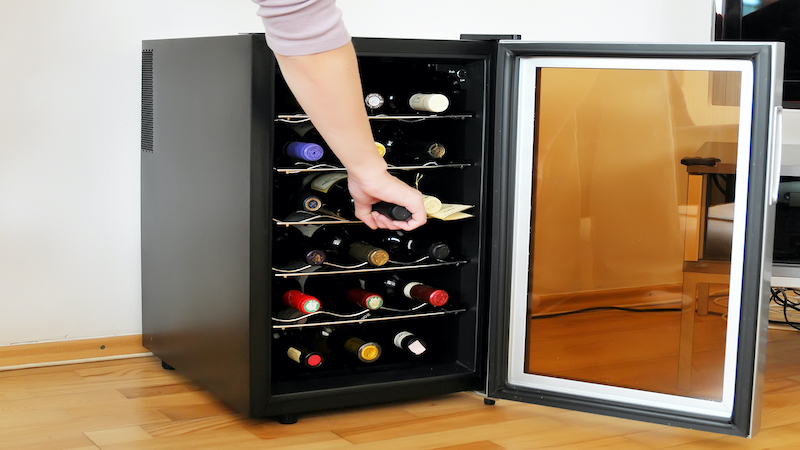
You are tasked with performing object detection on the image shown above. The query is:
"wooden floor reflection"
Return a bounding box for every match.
[526,285,729,400]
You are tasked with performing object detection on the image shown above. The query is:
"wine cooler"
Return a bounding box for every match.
[141,34,784,436]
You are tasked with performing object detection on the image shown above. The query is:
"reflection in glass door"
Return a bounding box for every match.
[508,57,755,417]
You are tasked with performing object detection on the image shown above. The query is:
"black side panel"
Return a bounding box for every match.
[141,35,257,415]
[248,35,275,418]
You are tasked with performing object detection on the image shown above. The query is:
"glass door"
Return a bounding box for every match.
[488,42,783,436]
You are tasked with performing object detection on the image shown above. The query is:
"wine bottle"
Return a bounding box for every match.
[380,91,449,114]
[273,176,325,219]
[421,195,442,215]
[391,330,428,357]
[408,93,450,113]
[303,172,356,219]
[276,278,322,313]
[303,173,411,221]
[274,125,325,163]
[361,60,466,114]
[371,202,412,221]
[316,327,382,363]
[283,340,324,369]
[289,190,324,213]
[380,231,450,261]
[303,277,383,311]
[374,123,446,164]
[272,226,326,267]
[364,92,385,112]
[294,224,389,267]
[274,307,308,325]
[302,125,386,159]
[363,274,449,306]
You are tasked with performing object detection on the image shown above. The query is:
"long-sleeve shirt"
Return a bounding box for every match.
[252,0,351,55]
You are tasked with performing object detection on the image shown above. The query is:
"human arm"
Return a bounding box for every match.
[273,44,427,230]
[253,0,426,230]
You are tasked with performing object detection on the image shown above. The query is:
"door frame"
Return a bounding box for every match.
[486,41,783,437]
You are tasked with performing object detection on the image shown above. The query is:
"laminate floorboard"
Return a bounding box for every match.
[2,330,800,449]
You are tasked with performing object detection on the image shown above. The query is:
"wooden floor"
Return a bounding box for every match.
[528,295,729,400]
[2,329,800,449]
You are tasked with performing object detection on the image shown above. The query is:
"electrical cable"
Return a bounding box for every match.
[530,305,729,320]
[769,287,800,331]
[530,294,729,320]
[530,306,678,320]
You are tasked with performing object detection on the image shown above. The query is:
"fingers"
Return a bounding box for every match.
[354,203,379,230]
[354,199,426,231]
[372,211,402,230]
[373,208,426,231]
[347,170,428,231]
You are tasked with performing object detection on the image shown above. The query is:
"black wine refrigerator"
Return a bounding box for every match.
[141,34,785,436]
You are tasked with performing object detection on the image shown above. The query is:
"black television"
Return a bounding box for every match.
[716,0,799,108]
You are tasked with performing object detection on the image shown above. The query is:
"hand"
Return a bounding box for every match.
[273,44,426,231]
[347,170,427,231]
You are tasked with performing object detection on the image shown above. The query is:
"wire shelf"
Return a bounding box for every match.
[276,113,473,123]
[275,161,471,174]
[272,304,466,329]
[273,258,466,277]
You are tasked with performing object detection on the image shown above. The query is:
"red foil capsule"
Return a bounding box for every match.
[346,288,383,310]
[405,282,449,306]
[282,290,321,313]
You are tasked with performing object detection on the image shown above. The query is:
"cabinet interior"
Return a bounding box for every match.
[268,54,489,395]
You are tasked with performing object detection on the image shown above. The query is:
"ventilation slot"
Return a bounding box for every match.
[141,49,154,153]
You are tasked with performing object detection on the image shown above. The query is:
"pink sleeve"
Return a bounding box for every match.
[252,0,351,56]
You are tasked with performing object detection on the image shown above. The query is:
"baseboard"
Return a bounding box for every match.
[0,335,149,370]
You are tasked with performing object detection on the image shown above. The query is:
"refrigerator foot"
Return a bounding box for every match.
[484,398,496,406]
[161,360,175,371]
[276,413,299,424]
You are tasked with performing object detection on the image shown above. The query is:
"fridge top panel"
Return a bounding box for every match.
[489,42,783,437]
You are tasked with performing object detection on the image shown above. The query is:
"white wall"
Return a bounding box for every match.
[0,0,714,347]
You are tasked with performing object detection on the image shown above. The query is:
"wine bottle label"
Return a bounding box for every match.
[310,173,348,194]
[427,203,475,221]
[287,347,303,364]
[421,195,442,214]
[408,93,449,113]
[393,331,414,349]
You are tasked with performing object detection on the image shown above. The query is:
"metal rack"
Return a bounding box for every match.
[272,304,466,329]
